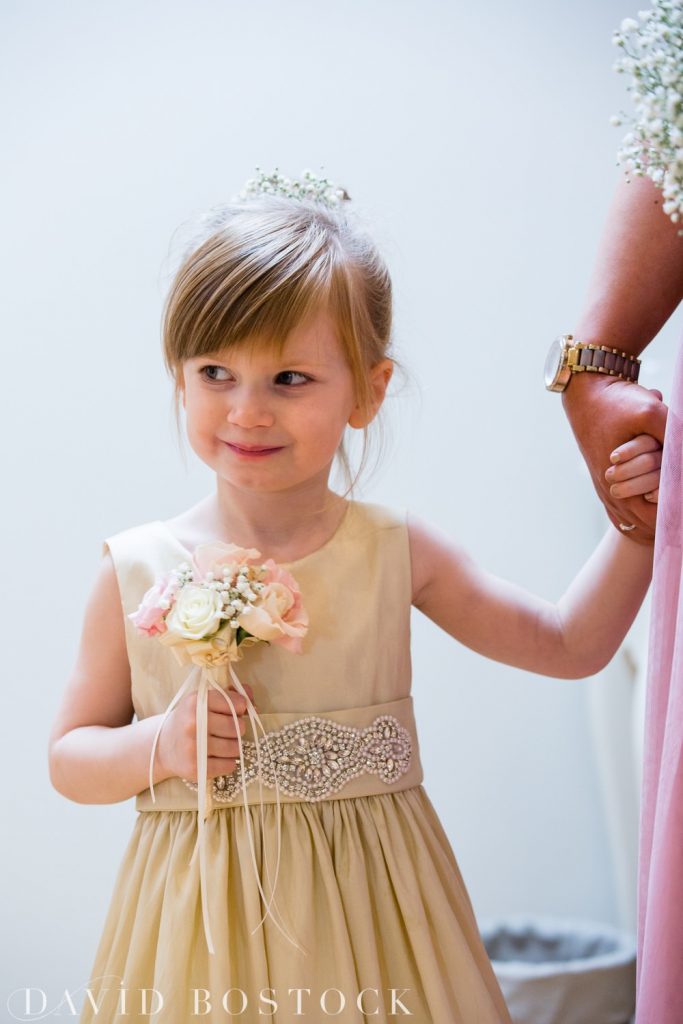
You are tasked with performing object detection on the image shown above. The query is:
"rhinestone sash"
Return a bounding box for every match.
[182,712,413,804]
[137,695,423,812]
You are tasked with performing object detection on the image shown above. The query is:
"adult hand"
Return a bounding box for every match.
[562,373,667,545]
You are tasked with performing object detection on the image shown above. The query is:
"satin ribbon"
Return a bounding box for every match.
[147,661,307,957]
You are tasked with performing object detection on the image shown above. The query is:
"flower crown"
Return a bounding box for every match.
[231,166,351,208]
[174,167,351,270]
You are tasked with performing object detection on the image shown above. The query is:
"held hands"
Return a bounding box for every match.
[606,434,661,503]
[604,433,662,532]
[563,376,667,544]
[157,683,256,782]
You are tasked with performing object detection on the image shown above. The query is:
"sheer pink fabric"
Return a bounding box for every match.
[637,336,683,1023]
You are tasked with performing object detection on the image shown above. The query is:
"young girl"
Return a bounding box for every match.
[49,169,663,1024]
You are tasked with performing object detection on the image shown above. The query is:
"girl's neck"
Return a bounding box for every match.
[182,481,349,561]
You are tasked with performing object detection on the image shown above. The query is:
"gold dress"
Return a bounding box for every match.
[82,499,512,1023]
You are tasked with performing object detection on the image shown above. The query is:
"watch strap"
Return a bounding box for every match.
[570,342,641,382]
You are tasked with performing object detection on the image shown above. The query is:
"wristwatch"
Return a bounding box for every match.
[544,334,641,393]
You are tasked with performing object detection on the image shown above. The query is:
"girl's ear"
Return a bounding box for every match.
[348,358,394,428]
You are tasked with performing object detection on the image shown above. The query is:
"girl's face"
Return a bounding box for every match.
[180,307,389,496]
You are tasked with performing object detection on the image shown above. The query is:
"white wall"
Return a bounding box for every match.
[2,0,680,1007]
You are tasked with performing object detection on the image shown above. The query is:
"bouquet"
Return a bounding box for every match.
[612,0,683,230]
[129,540,309,956]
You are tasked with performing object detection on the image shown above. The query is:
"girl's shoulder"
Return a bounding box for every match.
[348,502,470,609]
[344,500,425,605]
[401,508,471,610]
[101,518,169,570]
[337,499,414,563]
[348,498,408,531]
[100,518,173,610]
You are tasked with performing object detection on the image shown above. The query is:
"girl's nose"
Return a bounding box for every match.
[225,387,275,429]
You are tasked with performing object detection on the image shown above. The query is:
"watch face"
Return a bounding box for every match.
[544,335,567,389]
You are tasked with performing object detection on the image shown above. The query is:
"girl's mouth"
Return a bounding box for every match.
[224,442,284,459]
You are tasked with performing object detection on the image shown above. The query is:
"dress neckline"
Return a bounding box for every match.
[155,498,355,569]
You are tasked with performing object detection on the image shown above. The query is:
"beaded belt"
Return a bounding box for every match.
[136,695,423,812]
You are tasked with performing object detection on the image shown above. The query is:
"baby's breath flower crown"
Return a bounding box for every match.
[231,166,351,208]
[170,166,352,278]
[612,0,683,229]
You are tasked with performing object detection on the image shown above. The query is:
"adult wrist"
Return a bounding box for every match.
[545,334,642,396]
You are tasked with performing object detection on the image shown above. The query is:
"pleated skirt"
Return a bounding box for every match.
[81,785,511,1023]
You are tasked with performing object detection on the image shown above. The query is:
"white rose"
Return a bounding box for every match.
[166,584,224,640]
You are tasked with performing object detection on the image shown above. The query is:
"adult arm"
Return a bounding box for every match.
[562,174,683,543]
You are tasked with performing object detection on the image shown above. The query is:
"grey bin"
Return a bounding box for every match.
[479,917,636,1024]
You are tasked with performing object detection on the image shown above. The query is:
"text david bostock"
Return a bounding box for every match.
[7,984,414,1018]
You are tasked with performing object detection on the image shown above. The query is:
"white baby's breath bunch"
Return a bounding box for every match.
[612,0,683,228]
[232,166,350,207]
[169,561,268,632]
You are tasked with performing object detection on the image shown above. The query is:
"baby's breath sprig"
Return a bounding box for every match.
[611,0,683,230]
[232,166,350,208]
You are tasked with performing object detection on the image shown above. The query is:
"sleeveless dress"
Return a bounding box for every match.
[82,499,512,1023]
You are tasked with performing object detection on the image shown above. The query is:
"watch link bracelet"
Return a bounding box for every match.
[544,334,641,393]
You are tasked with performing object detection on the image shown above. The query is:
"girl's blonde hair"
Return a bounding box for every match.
[161,193,404,500]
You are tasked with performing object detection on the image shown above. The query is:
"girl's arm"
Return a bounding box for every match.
[48,555,176,803]
[48,554,251,804]
[408,436,657,680]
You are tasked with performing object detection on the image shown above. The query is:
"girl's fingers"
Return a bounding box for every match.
[606,448,662,483]
[207,687,256,715]
[208,710,247,739]
[644,488,659,503]
[610,470,661,500]
[208,736,243,759]
[610,434,661,465]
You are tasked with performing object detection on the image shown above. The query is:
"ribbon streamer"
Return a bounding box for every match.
[148,662,307,957]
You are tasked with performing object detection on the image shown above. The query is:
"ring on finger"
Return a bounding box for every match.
[619,522,637,532]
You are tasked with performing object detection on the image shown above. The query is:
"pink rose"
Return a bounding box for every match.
[191,541,262,583]
[236,560,309,653]
[128,572,179,636]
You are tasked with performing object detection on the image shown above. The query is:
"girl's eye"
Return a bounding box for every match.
[276,371,311,386]
[200,365,230,383]
[198,366,311,386]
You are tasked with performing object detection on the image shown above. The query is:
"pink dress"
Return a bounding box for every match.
[637,336,683,1023]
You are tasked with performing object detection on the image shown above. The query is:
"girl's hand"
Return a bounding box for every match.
[564,378,667,544]
[605,433,662,504]
[157,683,256,782]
